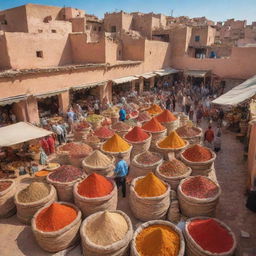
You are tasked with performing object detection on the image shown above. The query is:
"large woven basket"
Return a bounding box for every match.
[80,210,133,256]
[129,176,170,221]
[162,119,180,135]
[0,180,16,218]
[31,202,82,253]
[142,128,167,151]
[131,220,185,256]
[177,176,221,217]
[184,217,237,256]
[15,184,57,224]
[73,179,118,217]
[156,139,189,160]
[178,127,203,145]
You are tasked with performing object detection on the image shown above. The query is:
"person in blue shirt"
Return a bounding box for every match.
[114,154,128,197]
[119,107,127,121]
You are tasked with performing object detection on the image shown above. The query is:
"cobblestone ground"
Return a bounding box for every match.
[0,125,255,256]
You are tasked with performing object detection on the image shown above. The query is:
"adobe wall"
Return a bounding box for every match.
[122,13,133,31]
[71,18,85,32]
[190,26,214,47]
[171,47,256,79]
[0,5,28,32]
[70,33,105,63]
[5,32,72,69]
[132,14,152,38]
[0,35,11,69]
[104,12,122,32]
[105,39,119,63]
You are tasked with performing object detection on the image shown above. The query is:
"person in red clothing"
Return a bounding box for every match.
[47,135,55,154]
[204,126,215,146]
[40,137,49,155]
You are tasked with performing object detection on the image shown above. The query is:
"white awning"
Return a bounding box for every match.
[72,81,106,91]
[0,94,28,106]
[154,68,179,76]
[0,122,53,147]
[112,76,138,84]
[136,73,156,79]
[34,89,68,99]
[212,75,256,106]
[184,70,210,77]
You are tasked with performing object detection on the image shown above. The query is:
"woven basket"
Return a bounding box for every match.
[46,173,84,203]
[80,210,133,256]
[124,133,152,160]
[82,155,115,177]
[142,128,167,151]
[162,119,180,135]
[56,148,69,165]
[177,176,221,217]
[155,164,192,191]
[101,145,133,165]
[73,179,118,217]
[155,139,189,160]
[131,220,185,256]
[31,202,82,253]
[15,184,57,224]
[178,127,203,145]
[184,217,237,256]
[129,176,170,221]
[0,180,16,218]
[180,146,216,176]
[74,126,92,141]
[129,152,163,179]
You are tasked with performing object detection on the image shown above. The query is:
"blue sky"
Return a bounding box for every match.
[1,0,256,23]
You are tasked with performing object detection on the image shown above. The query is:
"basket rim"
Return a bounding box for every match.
[82,152,115,169]
[0,179,15,196]
[100,144,133,154]
[156,164,192,180]
[132,151,163,168]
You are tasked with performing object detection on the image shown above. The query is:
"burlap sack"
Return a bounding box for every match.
[142,129,167,151]
[178,127,203,145]
[162,119,180,135]
[56,148,69,165]
[167,200,181,223]
[0,180,16,218]
[129,176,170,221]
[129,152,163,179]
[73,179,118,217]
[15,184,57,224]
[31,202,82,253]
[131,220,185,256]
[177,176,221,217]
[80,210,133,256]
[184,217,237,256]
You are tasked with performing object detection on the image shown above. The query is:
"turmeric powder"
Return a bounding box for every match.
[146,104,163,115]
[135,172,167,197]
[136,224,180,256]
[102,134,130,152]
[158,131,186,149]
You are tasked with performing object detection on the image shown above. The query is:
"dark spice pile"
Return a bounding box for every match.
[176,126,201,137]
[159,159,188,177]
[0,181,12,192]
[136,151,161,165]
[49,165,83,182]
[181,176,219,199]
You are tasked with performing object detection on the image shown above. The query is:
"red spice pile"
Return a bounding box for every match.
[183,144,212,162]
[0,181,12,192]
[36,203,77,232]
[181,176,219,199]
[74,121,90,131]
[125,126,149,142]
[136,111,151,122]
[78,173,113,198]
[156,109,177,123]
[188,218,234,253]
[142,117,166,132]
[49,165,83,182]
[112,122,131,131]
[94,126,115,139]
[60,142,93,158]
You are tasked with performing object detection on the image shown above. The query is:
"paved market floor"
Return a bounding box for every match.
[0,125,255,256]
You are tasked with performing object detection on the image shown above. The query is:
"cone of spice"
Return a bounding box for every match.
[125,126,150,142]
[136,111,151,122]
[146,104,163,115]
[83,150,113,168]
[182,144,212,162]
[102,134,131,152]
[142,117,166,132]
[186,218,236,254]
[156,109,177,123]
[158,131,186,149]
[135,172,167,197]
[94,126,115,139]
[59,142,93,159]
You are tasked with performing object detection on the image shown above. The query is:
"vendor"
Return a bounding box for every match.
[119,107,126,121]
[114,154,128,198]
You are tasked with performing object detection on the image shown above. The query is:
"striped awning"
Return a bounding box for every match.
[154,68,179,76]
[34,89,68,99]
[72,81,106,91]
[112,76,138,84]
[0,94,28,106]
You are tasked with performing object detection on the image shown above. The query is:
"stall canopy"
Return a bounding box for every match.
[212,75,256,106]
[184,70,210,78]
[136,72,156,79]
[154,68,179,76]
[34,89,68,99]
[112,76,138,85]
[0,94,28,106]
[0,122,52,147]
[72,81,106,91]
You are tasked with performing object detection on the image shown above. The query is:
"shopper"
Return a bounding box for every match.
[204,126,215,148]
[119,107,127,121]
[114,154,128,197]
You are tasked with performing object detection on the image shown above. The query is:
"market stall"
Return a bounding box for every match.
[154,68,180,90]
[112,76,139,95]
